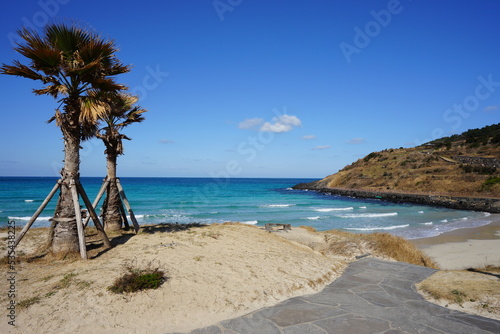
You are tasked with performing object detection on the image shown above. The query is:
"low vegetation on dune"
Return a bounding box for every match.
[296,226,439,269]
[319,123,500,197]
[417,266,500,319]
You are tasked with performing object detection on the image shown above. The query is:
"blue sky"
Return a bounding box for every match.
[1,0,499,178]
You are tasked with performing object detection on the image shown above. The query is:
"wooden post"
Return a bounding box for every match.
[118,198,131,230]
[83,177,109,227]
[70,179,87,259]
[14,180,61,248]
[116,178,140,233]
[75,181,111,249]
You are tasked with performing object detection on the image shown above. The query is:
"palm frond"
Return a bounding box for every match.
[0,60,45,80]
[79,91,109,127]
[33,83,68,97]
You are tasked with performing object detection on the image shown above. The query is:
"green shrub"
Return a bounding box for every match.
[480,176,500,191]
[108,263,167,294]
[364,152,380,162]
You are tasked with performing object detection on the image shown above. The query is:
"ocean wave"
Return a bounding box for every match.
[260,204,295,208]
[418,211,424,214]
[314,207,353,212]
[420,222,433,225]
[359,206,367,209]
[305,216,320,220]
[346,224,409,231]
[484,212,491,217]
[24,199,34,202]
[9,216,52,221]
[241,220,258,225]
[340,212,398,218]
[440,219,448,223]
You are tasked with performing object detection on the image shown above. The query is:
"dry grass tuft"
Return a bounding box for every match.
[319,230,439,268]
[417,267,500,316]
[299,225,317,233]
[363,233,439,268]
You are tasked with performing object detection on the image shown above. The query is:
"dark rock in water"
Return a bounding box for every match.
[292,183,500,213]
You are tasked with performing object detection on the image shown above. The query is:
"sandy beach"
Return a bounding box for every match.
[412,214,500,270]
[1,218,499,333]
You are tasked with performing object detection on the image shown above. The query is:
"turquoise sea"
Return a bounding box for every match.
[0,177,494,239]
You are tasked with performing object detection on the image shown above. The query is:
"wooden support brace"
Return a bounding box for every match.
[14,180,61,248]
[76,181,111,249]
[118,198,131,230]
[83,177,109,227]
[70,179,88,260]
[116,178,140,233]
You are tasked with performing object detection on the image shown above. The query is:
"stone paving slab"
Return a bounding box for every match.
[171,258,500,334]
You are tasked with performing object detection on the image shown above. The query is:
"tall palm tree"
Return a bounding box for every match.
[96,93,146,231]
[1,23,130,254]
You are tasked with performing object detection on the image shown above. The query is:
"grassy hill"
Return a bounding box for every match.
[315,123,500,198]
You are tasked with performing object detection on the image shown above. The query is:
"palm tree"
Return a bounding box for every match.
[96,93,146,231]
[1,23,130,254]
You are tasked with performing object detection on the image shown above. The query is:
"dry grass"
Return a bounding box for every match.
[298,225,317,233]
[417,266,500,318]
[319,230,439,269]
[322,145,500,197]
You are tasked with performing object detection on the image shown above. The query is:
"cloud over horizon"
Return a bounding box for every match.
[260,114,302,133]
[238,117,264,129]
[302,135,316,140]
[347,138,366,145]
[239,114,302,133]
[312,145,331,150]
[484,105,499,112]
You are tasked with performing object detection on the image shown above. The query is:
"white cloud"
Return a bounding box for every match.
[302,135,316,140]
[484,105,499,112]
[313,145,331,150]
[159,139,175,144]
[347,138,365,145]
[238,118,264,129]
[260,114,302,133]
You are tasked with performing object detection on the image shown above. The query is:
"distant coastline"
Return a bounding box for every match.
[293,181,500,213]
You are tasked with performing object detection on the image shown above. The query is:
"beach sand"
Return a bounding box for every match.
[0,223,343,334]
[411,215,500,319]
[412,214,500,270]
[1,218,499,333]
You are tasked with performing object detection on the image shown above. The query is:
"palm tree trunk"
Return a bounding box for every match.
[51,129,81,253]
[103,153,122,231]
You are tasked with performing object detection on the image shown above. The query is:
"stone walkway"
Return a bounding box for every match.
[172,258,500,334]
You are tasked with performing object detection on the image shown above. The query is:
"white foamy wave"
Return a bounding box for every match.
[260,204,295,208]
[340,212,398,218]
[24,199,34,202]
[440,219,448,223]
[359,206,367,209]
[305,216,320,220]
[241,220,258,225]
[483,212,491,217]
[9,216,52,221]
[314,207,353,212]
[420,222,433,225]
[286,187,293,190]
[346,224,409,231]
[418,211,424,214]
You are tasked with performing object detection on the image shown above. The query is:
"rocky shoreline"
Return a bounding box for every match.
[292,181,500,213]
